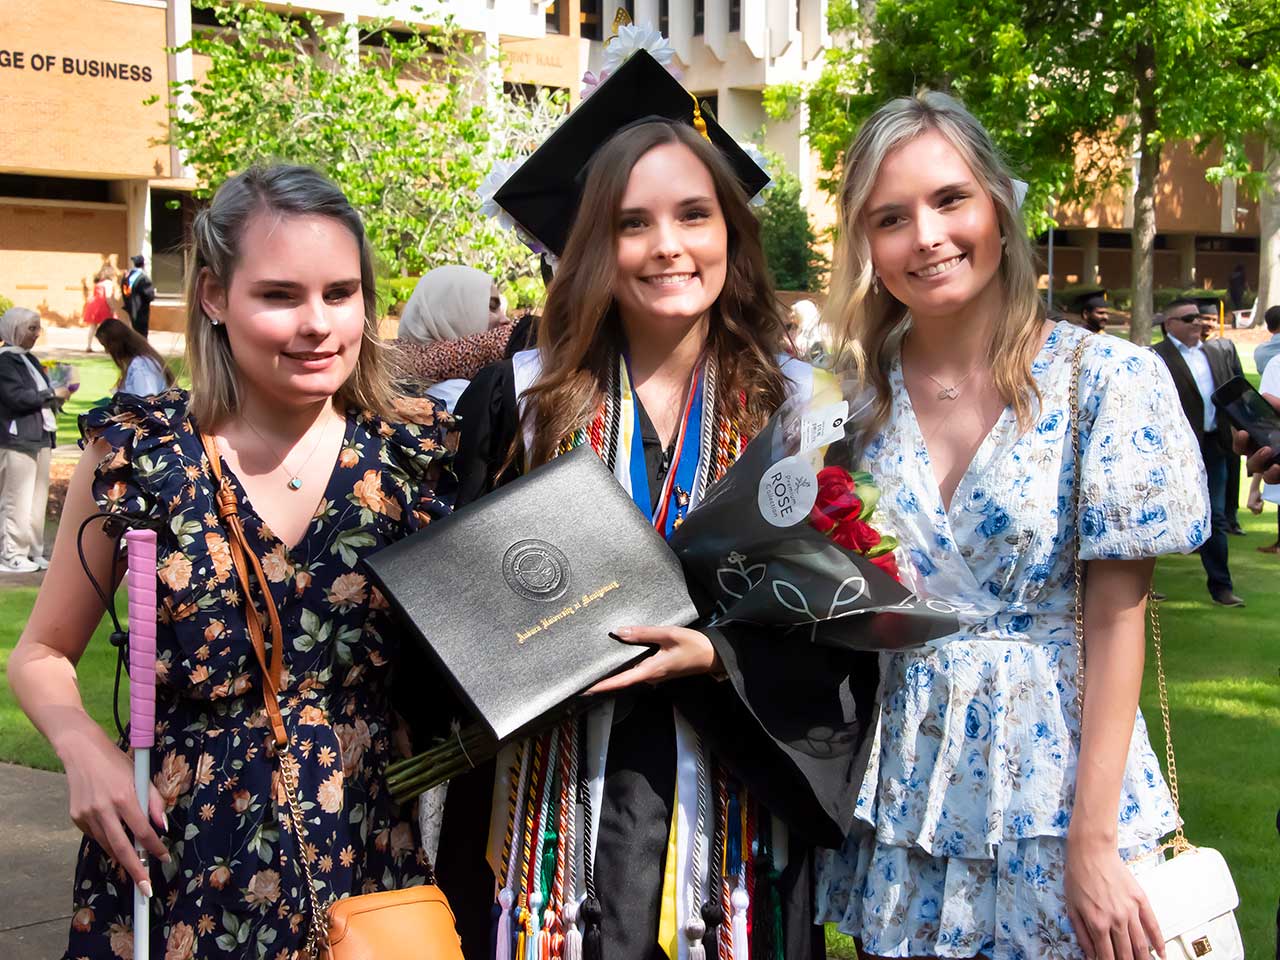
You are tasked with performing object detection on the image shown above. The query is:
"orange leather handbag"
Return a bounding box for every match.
[200,434,465,960]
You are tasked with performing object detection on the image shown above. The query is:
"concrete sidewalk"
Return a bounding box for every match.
[36,324,185,359]
[0,763,80,959]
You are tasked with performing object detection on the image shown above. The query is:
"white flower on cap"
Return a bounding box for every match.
[478,157,526,231]
[602,23,676,74]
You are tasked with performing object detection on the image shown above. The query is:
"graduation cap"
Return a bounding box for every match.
[493,49,771,257]
[1073,290,1108,312]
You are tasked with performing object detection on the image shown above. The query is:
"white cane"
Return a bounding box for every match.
[125,528,157,960]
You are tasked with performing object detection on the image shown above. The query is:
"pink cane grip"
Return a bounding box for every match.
[125,529,158,750]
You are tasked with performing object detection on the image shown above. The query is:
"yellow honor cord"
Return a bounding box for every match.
[657,780,681,959]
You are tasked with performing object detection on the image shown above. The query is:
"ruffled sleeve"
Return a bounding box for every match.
[1075,338,1210,560]
[77,388,197,521]
[367,395,457,533]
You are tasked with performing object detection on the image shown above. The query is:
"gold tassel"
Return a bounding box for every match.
[611,8,633,37]
[689,92,710,141]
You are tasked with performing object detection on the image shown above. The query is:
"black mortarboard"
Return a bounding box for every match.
[494,49,771,257]
[1073,290,1108,311]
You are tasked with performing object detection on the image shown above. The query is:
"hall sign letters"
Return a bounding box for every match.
[0,48,154,83]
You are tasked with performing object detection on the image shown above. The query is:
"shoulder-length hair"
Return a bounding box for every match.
[520,121,787,468]
[94,317,177,390]
[185,164,394,426]
[829,91,1044,433]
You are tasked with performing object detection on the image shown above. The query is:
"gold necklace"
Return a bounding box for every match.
[241,414,334,491]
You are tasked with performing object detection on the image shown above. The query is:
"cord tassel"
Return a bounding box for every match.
[562,899,582,960]
[730,882,750,960]
[496,888,516,960]
[581,896,604,960]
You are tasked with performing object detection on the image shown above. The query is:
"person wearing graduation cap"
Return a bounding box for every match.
[428,42,880,960]
[1076,292,1110,333]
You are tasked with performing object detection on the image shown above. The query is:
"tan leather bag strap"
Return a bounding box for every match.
[199,432,288,748]
[1068,338,1189,854]
[200,430,331,956]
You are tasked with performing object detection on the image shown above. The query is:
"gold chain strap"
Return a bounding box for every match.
[1068,335,1189,855]
[279,741,331,960]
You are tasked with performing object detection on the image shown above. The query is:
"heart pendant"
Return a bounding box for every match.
[287,477,303,491]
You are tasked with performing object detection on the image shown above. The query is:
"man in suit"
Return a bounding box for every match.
[121,254,155,338]
[1153,298,1243,606]
[1201,302,1246,534]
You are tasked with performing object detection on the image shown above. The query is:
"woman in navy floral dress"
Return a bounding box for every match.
[9,166,453,959]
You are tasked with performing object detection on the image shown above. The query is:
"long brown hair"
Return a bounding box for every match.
[520,121,787,467]
[95,317,177,390]
[828,91,1044,434]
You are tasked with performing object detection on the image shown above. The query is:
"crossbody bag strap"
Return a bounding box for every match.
[199,431,332,957]
[1068,338,1188,853]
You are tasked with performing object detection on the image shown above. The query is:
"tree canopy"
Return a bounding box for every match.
[160,1,566,282]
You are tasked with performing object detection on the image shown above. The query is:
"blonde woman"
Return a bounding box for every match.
[813,92,1208,960]
[8,165,452,959]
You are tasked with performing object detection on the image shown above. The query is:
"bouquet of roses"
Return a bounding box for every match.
[667,377,954,652]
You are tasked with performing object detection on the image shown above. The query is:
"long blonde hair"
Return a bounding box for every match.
[185,164,395,427]
[829,91,1044,433]
[520,122,787,468]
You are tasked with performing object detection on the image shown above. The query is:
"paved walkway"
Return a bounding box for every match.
[0,763,80,958]
[36,325,185,359]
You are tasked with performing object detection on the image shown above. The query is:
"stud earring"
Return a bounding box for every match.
[209,316,222,326]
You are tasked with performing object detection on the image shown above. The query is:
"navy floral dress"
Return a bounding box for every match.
[67,390,453,960]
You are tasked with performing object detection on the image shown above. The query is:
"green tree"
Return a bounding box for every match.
[758,166,828,292]
[159,1,565,283]
[767,0,1267,344]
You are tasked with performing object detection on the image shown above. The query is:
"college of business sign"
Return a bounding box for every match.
[0,48,154,83]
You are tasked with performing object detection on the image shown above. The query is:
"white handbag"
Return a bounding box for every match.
[1068,337,1243,960]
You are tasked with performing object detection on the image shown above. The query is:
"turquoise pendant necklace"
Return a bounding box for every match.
[243,414,333,492]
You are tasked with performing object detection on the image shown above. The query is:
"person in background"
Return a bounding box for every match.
[1253,305,1280,376]
[1153,299,1242,605]
[1227,262,1247,312]
[93,317,176,396]
[1201,301,1246,534]
[388,265,511,411]
[121,254,156,338]
[82,264,118,352]
[1076,291,1111,333]
[0,307,68,572]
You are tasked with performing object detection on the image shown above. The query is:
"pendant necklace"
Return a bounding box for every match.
[243,414,334,491]
[924,367,976,401]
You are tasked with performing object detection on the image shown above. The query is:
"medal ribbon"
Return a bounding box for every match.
[625,358,704,540]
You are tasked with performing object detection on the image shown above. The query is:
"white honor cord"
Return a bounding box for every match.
[674,710,713,960]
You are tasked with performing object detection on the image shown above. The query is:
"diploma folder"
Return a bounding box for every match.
[365,444,698,740]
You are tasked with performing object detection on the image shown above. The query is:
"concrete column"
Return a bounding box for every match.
[1173,233,1196,287]
[115,180,152,267]
[167,0,193,179]
[1081,229,1099,287]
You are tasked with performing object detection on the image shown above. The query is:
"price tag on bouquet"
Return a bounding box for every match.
[758,454,819,527]
[799,400,849,454]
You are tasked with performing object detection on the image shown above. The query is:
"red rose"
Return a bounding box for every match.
[869,551,900,581]
[831,518,881,554]
[810,466,863,533]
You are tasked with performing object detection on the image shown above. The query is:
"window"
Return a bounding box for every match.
[729,0,741,32]
[581,0,603,40]
[0,175,111,203]
[693,0,704,35]
[545,1,563,34]
[658,0,669,34]
[150,191,192,298]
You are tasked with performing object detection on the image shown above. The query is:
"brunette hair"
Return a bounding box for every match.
[828,91,1044,433]
[520,121,787,467]
[185,164,394,426]
[94,318,177,390]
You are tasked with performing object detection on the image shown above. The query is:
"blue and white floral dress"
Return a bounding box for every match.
[814,323,1210,959]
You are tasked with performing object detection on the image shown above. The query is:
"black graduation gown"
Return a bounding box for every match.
[416,360,879,960]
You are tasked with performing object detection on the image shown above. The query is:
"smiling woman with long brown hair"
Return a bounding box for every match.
[426,50,880,960]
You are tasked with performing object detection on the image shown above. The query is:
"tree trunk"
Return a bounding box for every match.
[1129,39,1160,346]
[1258,139,1280,323]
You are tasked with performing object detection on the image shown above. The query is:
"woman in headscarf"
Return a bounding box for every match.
[0,306,68,572]
[389,264,512,410]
